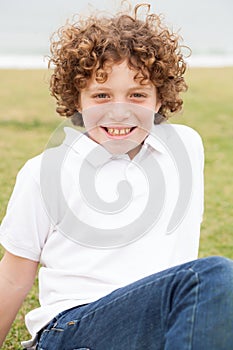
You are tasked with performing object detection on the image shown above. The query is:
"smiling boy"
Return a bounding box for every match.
[1,3,233,350]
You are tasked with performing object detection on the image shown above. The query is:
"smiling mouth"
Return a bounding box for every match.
[101,126,137,136]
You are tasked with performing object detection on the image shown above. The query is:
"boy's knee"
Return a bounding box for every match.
[195,256,233,292]
[204,255,233,273]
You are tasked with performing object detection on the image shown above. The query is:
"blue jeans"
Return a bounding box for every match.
[36,256,233,350]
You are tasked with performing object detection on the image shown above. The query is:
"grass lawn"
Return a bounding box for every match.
[0,67,233,348]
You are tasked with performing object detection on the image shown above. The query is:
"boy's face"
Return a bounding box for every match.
[79,61,161,159]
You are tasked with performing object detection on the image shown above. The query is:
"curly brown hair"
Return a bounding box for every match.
[49,3,188,126]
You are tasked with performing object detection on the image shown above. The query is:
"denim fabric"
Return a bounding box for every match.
[36,256,233,350]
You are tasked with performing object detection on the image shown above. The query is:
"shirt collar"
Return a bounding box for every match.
[63,127,113,167]
[62,124,167,167]
[143,124,168,154]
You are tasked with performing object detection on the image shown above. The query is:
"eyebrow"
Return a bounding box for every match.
[86,84,154,93]
[86,86,112,92]
[128,85,154,92]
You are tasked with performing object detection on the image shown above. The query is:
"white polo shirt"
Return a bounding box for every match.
[0,123,204,337]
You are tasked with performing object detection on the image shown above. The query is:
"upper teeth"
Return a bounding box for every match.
[107,128,131,135]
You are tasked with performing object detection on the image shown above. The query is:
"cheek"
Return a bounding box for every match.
[82,115,97,131]
[82,106,105,130]
[140,115,154,133]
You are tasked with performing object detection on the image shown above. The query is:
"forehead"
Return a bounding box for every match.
[87,60,152,88]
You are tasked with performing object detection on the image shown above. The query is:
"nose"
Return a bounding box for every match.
[106,102,133,123]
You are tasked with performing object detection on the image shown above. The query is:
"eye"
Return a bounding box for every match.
[130,92,147,98]
[93,93,110,99]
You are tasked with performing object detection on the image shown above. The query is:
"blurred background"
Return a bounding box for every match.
[0,0,233,68]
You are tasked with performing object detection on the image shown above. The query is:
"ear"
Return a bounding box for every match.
[75,105,82,114]
[75,94,82,113]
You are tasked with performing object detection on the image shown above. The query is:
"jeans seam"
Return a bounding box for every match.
[187,267,199,350]
[161,268,200,347]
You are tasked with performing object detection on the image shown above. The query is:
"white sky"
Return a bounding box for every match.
[0,0,233,55]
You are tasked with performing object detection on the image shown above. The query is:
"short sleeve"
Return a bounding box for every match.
[185,126,205,223]
[0,157,52,261]
[196,131,205,223]
[173,124,205,223]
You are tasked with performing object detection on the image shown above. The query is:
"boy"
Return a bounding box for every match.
[0,3,233,349]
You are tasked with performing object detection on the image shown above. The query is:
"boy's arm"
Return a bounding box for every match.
[0,250,38,347]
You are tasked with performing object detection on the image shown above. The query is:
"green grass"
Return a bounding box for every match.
[173,67,233,258]
[0,67,233,348]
